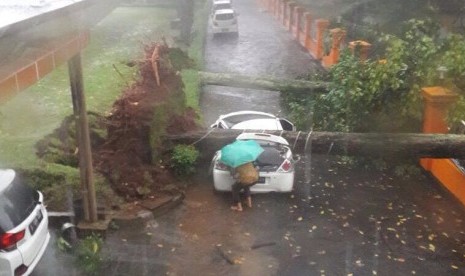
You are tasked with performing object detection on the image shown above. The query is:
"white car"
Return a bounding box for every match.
[211,9,238,35]
[210,110,296,131]
[211,0,233,14]
[0,169,50,276]
[212,133,296,193]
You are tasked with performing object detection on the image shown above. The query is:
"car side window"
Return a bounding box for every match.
[279,119,295,131]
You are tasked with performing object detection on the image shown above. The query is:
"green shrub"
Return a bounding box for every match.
[75,234,104,276]
[170,144,199,176]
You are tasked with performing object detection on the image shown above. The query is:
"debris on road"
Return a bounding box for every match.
[216,245,242,265]
[250,242,276,250]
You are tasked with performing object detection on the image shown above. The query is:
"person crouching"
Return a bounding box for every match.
[230,162,259,211]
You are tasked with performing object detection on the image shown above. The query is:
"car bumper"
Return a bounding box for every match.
[212,25,238,34]
[213,169,294,193]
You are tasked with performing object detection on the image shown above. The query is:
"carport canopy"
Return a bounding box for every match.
[0,0,121,223]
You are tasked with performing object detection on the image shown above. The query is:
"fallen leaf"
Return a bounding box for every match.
[429,244,436,252]
[157,244,164,248]
[297,217,303,221]
[451,265,458,270]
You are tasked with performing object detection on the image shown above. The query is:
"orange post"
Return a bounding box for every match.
[303,12,312,49]
[274,0,280,18]
[293,6,304,41]
[322,28,346,68]
[349,40,372,61]
[419,87,465,207]
[420,87,458,170]
[281,0,289,26]
[314,19,330,59]
[287,2,297,31]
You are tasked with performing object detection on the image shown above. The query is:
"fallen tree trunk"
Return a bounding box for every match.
[198,71,330,92]
[166,129,465,159]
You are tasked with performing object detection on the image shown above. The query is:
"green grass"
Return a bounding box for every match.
[0,7,176,167]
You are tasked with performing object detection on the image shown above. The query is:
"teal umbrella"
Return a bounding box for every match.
[220,139,264,168]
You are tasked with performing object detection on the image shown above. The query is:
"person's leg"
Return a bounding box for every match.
[231,182,243,211]
[244,185,252,208]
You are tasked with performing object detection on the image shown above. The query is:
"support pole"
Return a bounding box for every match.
[68,53,98,223]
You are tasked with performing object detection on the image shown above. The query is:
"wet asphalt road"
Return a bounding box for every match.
[201,0,323,124]
[177,0,465,274]
[35,0,465,275]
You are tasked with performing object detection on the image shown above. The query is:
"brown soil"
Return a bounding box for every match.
[93,42,201,200]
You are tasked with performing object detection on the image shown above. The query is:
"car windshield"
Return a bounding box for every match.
[0,176,39,233]
[215,13,234,21]
[223,113,274,127]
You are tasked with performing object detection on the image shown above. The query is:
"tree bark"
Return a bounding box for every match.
[166,129,465,159]
[198,71,330,92]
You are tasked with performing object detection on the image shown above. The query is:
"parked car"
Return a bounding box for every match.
[0,169,50,276]
[211,8,238,36]
[210,110,296,131]
[211,0,233,15]
[212,0,232,5]
[212,133,297,193]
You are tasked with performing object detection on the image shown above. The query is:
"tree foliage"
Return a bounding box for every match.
[306,19,465,133]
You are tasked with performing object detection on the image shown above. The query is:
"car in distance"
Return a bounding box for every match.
[212,133,296,193]
[210,110,296,131]
[211,9,238,36]
[211,0,233,14]
[0,169,50,276]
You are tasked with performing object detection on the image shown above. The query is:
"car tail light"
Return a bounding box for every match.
[278,160,293,172]
[0,230,26,250]
[215,161,230,171]
[14,264,28,276]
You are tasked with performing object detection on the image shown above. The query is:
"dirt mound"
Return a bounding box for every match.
[94,42,200,199]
